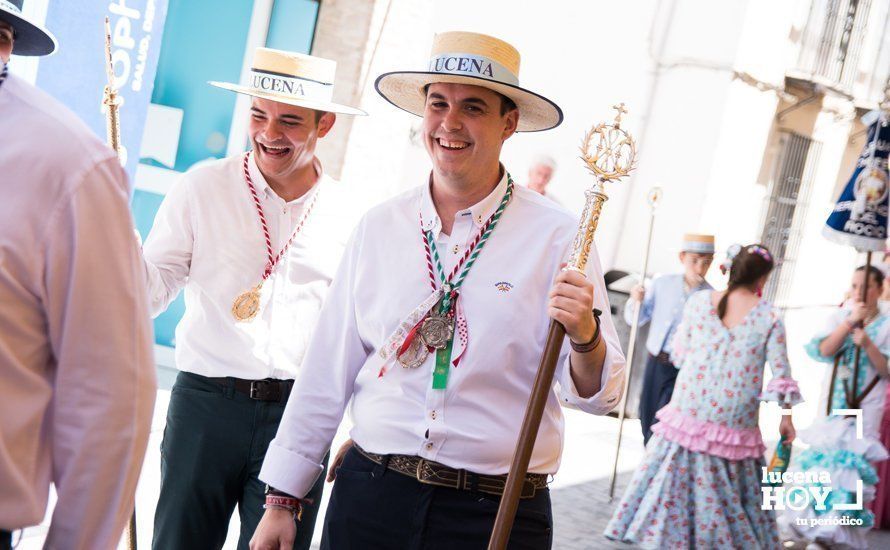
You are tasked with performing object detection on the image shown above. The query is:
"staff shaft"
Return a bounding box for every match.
[488,188,607,549]
[607,206,657,499]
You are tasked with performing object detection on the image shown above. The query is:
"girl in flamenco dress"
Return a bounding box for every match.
[781,265,890,549]
[605,244,801,549]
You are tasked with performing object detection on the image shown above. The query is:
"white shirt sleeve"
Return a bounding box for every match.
[42,158,156,550]
[554,244,626,415]
[142,174,195,317]
[260,219,370,497]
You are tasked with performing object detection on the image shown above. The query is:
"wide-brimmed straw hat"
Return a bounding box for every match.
[0,0,56,56]
[210,47,366,116]
[375,31,562,132]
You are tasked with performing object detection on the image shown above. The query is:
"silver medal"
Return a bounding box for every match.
[419,314,454,350]
[398,336,429,369]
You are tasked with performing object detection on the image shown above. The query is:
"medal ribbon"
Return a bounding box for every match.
[375,175,514,382]
[423,175,514,388]
[242,151,319,283]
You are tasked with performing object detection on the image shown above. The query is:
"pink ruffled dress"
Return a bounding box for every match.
[605,290,802,549]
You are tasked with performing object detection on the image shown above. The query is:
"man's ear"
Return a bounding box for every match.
[317,111,337,138]
[502,109,519,141]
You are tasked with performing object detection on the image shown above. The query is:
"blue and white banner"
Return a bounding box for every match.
[35,0,168,183]
[823,113,890,252]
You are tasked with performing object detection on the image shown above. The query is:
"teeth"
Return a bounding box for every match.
[438,138,469,150]
[264,145,287,151]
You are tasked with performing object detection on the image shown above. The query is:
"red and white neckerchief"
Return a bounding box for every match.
[230,151,319,321]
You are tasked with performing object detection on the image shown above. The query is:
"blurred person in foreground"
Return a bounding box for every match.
[0,2,155,548]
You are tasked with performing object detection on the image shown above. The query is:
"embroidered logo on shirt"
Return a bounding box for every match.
[495,281,514,293]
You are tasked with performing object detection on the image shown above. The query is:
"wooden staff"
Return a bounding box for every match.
[103,17,137,550]
[826,251,874,415]
[488,105,637,549]
[850,251,872,401]
[607,186,661,500]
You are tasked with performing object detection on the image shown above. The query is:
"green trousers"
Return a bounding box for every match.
[152,371,327,550]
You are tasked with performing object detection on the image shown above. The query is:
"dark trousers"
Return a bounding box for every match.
[0,530,10,550]
[638,353,678,445]
[321,447,552,549]
[152,372,327,550]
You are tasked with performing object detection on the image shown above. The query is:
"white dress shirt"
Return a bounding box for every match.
[261,170,626,498]
[0,73,156,548]
[142,153,354,380]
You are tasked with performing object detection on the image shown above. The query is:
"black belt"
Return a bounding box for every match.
[354,445,548,499]
[208,376,293,402]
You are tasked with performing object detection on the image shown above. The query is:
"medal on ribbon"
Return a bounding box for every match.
[389,175,514,388]
[232,152,319,322]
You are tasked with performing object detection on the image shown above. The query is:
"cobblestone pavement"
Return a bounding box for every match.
[550,472,890,549]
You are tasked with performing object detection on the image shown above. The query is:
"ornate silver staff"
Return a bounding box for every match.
[489,104,637,549]
[607,185,661,500]
[102,17,137,550]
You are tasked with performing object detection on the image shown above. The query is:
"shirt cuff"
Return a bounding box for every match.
[555,344,625,415]
[259,438,324,499]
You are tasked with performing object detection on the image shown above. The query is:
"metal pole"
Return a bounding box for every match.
[607,187,661,500]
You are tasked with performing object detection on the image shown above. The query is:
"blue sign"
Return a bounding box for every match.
[35,0,168,184]
[823,114,890,252]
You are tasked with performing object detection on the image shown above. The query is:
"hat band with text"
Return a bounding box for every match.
[427,52,519,86]
[248,69,334,103]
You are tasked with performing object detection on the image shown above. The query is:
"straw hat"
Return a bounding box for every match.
[375,31,562,132]
[210,47,366,116]
[681,234,716,254]
[0,0,56,56]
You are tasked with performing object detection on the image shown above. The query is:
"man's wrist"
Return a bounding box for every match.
[264,494,302,521]
[571,308,602,353]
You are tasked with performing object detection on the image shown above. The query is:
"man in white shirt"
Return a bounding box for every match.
[143,48,365,550]
[252,32,625,549]
[0,3,155,549]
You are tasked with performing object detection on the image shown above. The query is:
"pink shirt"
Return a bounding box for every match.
[0,73,156,548]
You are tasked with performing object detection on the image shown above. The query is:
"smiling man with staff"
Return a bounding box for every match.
[251,31,625,549]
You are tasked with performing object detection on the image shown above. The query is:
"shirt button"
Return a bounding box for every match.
[452,245,459,254]
[425,442,434,450]
[430,410,438,419]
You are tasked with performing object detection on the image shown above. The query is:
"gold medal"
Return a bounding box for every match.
[232,285,262,322]
[398,336,429,368]
[419,314,454,350]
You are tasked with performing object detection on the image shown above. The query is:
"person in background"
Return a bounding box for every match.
[783,265,890,548]
[607,244,800,548]
[526,154,561,205]
[0,2,156,549]
[625,233,714,443]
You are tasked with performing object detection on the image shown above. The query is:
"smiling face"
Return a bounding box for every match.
[0,20,14,63]
[247,97,335,185]
[421,82,518,190]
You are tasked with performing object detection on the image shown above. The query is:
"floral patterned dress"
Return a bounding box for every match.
[605,290,802,549]
[781,308,890,549]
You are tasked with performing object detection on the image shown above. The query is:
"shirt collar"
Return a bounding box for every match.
[420,166,510,237]
[247,152,324,205]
